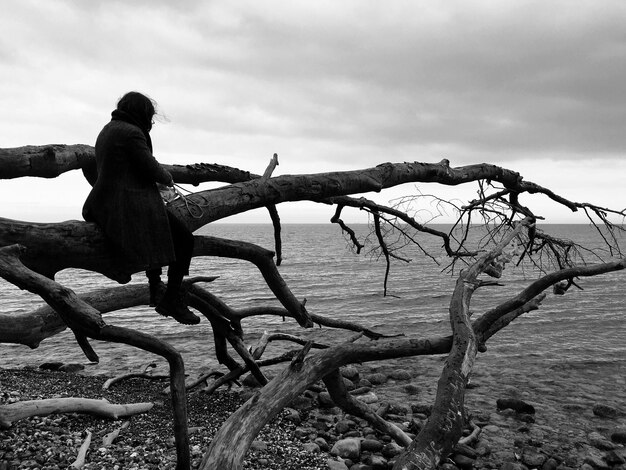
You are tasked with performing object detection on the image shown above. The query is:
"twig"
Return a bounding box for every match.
[458,421,481,446]
[69,430,92,470]
[102,421,130,447]
[102,372,171,390]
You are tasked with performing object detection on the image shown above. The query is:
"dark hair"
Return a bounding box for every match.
[116,91,157,131]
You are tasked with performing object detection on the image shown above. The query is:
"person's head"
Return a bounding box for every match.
[116,91,157,131]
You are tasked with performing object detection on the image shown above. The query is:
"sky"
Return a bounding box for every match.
[1,0,625,225]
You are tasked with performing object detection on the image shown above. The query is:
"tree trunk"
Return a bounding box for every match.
[392,220,528,470]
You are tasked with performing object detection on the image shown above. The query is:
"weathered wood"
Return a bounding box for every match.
[197,332,328,395]
[392,219,530,470]
[102,373,170,391]
[323,368,413,447]
[0,144,254,184]
[0,284,151,347]
[473,258,626,342]
[102,421,130,446]
[201,336,452,470]
[0,233,313,342]
[167,161,524,232]
[0,144,93,179]
[0,398,153,428]
[69,430,92,470]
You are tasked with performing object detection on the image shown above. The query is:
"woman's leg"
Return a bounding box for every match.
[165,210,194,293]
[155,211,199,324]
[145,267,163,307]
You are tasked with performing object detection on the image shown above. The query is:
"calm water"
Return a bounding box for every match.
[0,224,624,377]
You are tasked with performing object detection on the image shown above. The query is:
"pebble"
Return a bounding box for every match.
[341,365,360,381]
[326,459,349,470]
[302,442,321,453]
[583,454,611,470]
[364,373,388,385]
[542,457,559,470]
[357,391,379,404]
[604,450,626,466]
[330,438,361,460]
[283,407,302,424]
[496,397,536,414]
[361,439,383,452]
[483,424,501,433]
[381,442,404,458]
[314,437,329,451]
[388,369,412,381]
[362,453,388,468]
[588,431,616,451]
[592,403,623,419]
[521,447,546,467]
[404,384,420,395]
[610,430,626,444]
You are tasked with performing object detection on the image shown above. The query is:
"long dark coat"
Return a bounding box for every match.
[82,118,176,269]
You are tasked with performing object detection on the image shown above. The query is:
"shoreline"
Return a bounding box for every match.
[1,362,625,469]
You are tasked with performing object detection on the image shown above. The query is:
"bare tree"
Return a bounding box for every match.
[0,145,624,470]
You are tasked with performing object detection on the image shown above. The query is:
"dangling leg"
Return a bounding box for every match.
[146,267,164,307]
[155,211,199,325]
[156,264,200,324]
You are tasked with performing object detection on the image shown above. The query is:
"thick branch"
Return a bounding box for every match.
[167,161,528,231]
[0,283,150,348]
[0,145,94,179]
[0,145,253,184]
[473,259,626,342]
[0,219,312,327]
[201,336,451,469]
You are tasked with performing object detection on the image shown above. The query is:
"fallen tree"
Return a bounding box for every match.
[1,144,624,470]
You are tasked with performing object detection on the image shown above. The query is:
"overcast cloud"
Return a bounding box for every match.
[1,0,625,223]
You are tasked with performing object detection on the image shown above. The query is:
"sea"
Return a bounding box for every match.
[0,223,624,380]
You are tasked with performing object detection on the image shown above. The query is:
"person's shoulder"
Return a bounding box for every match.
[99,120,144,140]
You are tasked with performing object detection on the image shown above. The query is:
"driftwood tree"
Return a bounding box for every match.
[0,144,624,470]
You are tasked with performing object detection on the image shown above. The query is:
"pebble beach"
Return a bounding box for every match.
[1,354,625,470]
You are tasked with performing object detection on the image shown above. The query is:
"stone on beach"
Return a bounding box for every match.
[330,437,361,460]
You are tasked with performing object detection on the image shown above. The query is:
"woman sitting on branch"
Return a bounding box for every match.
[82,91,200,325]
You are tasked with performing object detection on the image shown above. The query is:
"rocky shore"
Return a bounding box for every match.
[1,359,625,469]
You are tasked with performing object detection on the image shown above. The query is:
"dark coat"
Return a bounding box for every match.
[82,118,176,269]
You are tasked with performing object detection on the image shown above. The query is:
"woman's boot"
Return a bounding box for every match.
[155,289,200,325]
[154,265,200,325]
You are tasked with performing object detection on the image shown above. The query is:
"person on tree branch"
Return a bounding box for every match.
[82,91,200,325]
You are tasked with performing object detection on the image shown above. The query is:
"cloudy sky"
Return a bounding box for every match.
[2,0,625,224]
